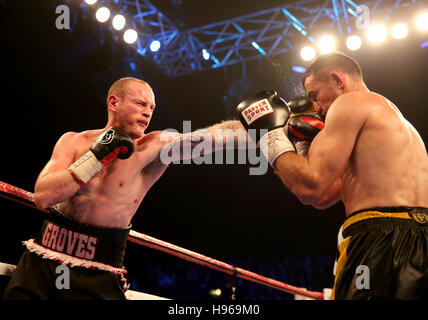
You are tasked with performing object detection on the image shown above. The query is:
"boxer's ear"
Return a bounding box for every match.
[330,71,345,89]
[107,95,120,112]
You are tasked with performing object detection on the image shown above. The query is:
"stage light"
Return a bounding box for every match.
[95,7,110,23]
[317,35,336,54]
[150,40,161,52]
[421,40,428,48]
[367,24,387,43]
[251,41,266,55]
[202,49,210,60]
[84,0,97,5]
[123,29,138,44]
[416,13,428,31]
[291,66,306,74]
[391,23,408,39]
[346,35,362,51]
[209,288,222,298]
[300,46,316,61]
[112,14,126,31]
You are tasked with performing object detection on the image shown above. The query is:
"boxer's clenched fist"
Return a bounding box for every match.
[236,90,291,142]
[288,112,325,141]
[236,90,295,167]
[68,127,134,185]
[287,111,325,157]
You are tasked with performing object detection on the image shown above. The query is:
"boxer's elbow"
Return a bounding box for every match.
[33,191,51,209]
[296,188,320,206]
[34,195,48,209]
[308,189,341,210]
[311,202,332,210]
[299,194,333,210]
[295,182,325,207]
[33,183,55,209]
[297,192,319,206]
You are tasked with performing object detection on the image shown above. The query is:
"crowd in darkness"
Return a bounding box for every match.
[125,251,335,300]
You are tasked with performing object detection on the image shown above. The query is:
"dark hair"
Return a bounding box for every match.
[302,51,363,87]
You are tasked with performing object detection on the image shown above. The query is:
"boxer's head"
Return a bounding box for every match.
[106,77,156,139]
[302,51,366,116]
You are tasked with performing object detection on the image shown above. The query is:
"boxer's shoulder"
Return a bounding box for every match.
[331,92,368,108]
[62,129,104,145]
[78,129,105,140]
[54,131,79,149]
[134,131,170,171]
[327,92,385,125]
[54,130,104,157]
[135,130,164,148]
[326,93,366,121]
[334,91,389,111]
[341,92,403,121]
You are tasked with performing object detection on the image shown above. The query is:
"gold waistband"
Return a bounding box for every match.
[342,211,413,233]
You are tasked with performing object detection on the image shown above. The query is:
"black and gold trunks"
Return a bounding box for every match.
[332,206,428,300]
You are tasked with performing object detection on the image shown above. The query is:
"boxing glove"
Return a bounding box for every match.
[288,95,314,114]
[68,127,134,185]
[236,90,291,142]
[236,90,295,167]
[287,112,325,157]
[288,112,325,141]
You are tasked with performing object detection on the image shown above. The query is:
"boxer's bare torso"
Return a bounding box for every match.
[311,91,428,215]
[34,78,241,229]
[41,130,168,228]
[342,93,428,214]
[33,80,183,228]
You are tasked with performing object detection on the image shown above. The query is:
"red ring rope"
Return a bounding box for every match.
[0,180,324,300]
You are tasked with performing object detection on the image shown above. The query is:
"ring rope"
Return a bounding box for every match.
[0,180,323,300]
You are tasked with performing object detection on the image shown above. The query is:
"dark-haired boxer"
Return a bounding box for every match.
[236,52,428,300]
[3,77,249,300]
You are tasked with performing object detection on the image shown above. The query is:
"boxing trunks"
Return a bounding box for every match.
[3,207,131,300]
[332,206,428,300]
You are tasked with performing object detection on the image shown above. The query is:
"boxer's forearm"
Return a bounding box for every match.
[273,152,323,205]
[204,120,252,150]
[163,120,253,163]
[206,120,244,132]
[34,170,81,209]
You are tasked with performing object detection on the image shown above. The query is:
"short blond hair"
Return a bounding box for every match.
[106,77,152,105]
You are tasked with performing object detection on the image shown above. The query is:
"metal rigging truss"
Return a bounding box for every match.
[93,0,427,77]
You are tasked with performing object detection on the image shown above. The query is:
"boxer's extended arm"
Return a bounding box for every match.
[274,93,366,207]
[141,120,252,176]
[186,120,252,152]
[155,120,252,164]
[34,132,81,209]
[205,120,253,150]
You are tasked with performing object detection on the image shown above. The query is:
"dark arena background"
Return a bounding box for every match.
[0,0,427,301]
